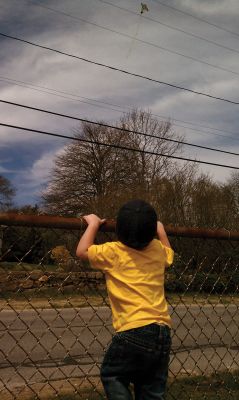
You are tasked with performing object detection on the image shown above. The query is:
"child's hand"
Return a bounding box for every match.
[76,214,106,259]
[83,214,106,227]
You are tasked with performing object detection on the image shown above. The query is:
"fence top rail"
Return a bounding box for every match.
[0,213,238,240]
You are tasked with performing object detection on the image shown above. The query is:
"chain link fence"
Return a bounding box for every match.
[0,213,238,400]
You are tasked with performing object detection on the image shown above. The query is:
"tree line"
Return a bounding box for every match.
[1,110,239,230]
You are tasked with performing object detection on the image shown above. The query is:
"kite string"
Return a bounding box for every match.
[126,13,142,58]
[126,3,149,58]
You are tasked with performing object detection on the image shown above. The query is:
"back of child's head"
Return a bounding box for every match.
[116,199,157,250]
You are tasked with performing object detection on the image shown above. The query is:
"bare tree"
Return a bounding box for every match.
[42,110,184,217]
[221,171,239,229]
[151,164,199,225]
[0,175,15,258]
[119,109,183,187]
[0,175,15,211]
[43,121,139,216]
[154,169,239,229]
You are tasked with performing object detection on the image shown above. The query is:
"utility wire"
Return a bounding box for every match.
[0,32,239,105]
[0,122,238,170]
[152,0,239,39]
[29,1,239,78]
[0,99,239,157]
[96,0,239,56]
[1,75,239,142]
[0,76,122,113]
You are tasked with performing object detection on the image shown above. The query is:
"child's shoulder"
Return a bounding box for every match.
[147,238,163,249]
[92,240,121,253]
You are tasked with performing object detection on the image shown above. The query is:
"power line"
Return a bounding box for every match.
[168,121,239,142]
[1,99,239,157]
[0,122,238,170]
[95,0,239,56]
[0,32,239,105]
[0,76,122,114]
[1,75,239,143]
[29,1,239,78]
[152,0,239,39]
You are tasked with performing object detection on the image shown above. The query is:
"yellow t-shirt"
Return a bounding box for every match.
[88,239,174,332]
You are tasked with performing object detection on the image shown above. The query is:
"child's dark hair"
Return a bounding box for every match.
[116,199,157,250]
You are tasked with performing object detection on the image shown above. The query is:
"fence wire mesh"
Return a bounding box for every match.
[0,216,238,400]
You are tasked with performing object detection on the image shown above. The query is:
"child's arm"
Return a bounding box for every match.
[76,214,106,260]
[157,221,171,249]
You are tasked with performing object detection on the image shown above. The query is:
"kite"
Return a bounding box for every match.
[141,3,149,14]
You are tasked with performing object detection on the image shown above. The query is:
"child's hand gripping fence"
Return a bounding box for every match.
[0,213,238,400]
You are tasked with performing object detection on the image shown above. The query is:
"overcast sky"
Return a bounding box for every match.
[0,0,239,206]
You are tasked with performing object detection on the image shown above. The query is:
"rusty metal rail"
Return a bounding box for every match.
[0,213,238,240]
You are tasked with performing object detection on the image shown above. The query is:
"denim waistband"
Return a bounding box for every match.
[115,323,171,351]
[126,323,170,334]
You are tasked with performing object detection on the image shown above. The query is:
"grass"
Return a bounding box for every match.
[1,291,238,311]
[0,297,109,310]
[1,290,239,311]
[0,380,104,400]
[0,370,238,400]
[0,289,109,310]
[167,369,239,399]
[37,391,104,400]
[6,370,237,400]
[167,293,239,305]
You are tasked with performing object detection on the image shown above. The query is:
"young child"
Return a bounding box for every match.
[76,199,174,400]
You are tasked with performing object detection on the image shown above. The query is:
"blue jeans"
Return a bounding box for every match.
[100,323,171,400]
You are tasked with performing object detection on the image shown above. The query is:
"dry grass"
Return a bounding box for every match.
[1,370,238,400]
[0,292,238,311]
